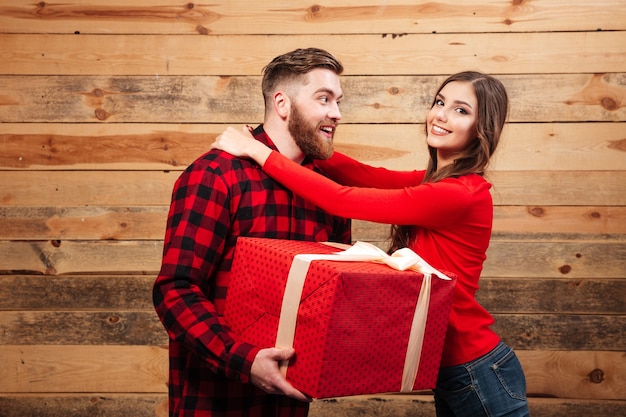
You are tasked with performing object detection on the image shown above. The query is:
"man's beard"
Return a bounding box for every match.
[288,103,335,160]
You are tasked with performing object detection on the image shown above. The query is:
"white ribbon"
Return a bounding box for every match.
[275,241,451,392]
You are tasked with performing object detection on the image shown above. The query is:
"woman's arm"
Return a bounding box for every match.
[213,126,426,188]
[315,152,426,189]
[212,126,467,226]
[263,151,468,227]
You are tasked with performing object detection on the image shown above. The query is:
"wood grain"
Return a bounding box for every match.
[1,32,624,76]
[0,394,624,417]
[2,206,624,240]
[0,346,623,400]
[1,0,624,35]
[1,74,624,123]
[0,239,623,278]
[1,171,624,207]
[2,275,623,314]
[1,122,625,171]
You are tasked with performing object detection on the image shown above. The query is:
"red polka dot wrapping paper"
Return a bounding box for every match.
[224,237,457,399]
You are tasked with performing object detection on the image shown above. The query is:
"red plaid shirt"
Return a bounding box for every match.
[153,126,351,417]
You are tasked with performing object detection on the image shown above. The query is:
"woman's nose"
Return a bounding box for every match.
[436,108,447,122]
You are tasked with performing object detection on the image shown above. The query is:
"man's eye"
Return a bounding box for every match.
[320,96,329,103]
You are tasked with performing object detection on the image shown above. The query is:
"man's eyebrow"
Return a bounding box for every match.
[315,87,343,100]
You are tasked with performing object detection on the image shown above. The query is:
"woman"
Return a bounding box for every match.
[212,71,530,417]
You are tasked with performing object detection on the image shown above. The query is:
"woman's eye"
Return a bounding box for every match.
[435,99,444,106]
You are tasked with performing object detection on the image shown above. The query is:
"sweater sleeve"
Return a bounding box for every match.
[315,151,426,188]
[266,151,471,227]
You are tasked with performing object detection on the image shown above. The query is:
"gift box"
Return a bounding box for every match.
[224,237,456,398]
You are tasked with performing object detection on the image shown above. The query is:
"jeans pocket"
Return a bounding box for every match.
[491,349,527,401]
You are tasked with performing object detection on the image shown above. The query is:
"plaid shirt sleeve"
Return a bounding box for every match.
[153,153,260,382]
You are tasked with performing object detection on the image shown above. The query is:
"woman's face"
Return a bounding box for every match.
[426,81,478,167]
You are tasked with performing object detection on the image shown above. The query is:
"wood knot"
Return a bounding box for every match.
[107,315,120,324]
[600,97,618,111]
[388,87,400,95]
[589,211,601,219]
[95,108,109,121]
[309,4,322,14]
[196,25,209,35]
[37,1,46,8]
[588,368,605,383]
[558,265,572,274]
[528,207,545,217]
[186,2,194,9]
[503,19,513,25]
[91,88,105,97]
[50,240,61,248]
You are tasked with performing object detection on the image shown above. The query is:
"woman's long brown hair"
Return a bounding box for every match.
[388,71,509,253]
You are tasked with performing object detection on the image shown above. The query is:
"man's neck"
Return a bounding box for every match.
[262,122,305,164]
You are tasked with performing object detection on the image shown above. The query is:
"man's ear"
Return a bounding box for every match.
[273,91,291,119]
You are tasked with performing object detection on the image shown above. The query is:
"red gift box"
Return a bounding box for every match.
[224,237,456,399]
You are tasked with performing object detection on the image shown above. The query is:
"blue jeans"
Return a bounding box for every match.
[433,342,529,417]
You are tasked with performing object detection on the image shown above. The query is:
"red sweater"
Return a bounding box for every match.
[265,151,500,366]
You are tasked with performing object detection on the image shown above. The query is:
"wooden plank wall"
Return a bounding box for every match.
[0,1,625,416]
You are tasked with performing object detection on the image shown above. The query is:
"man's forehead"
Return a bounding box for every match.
[301,69,342,94]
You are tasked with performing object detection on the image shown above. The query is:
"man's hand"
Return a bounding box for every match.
[250,347,312,402]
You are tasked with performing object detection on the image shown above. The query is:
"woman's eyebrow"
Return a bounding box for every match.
[439,93,473,109]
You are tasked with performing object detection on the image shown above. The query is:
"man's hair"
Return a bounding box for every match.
[261,48,344,109]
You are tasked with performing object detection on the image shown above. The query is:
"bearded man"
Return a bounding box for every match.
[153,48,352,417]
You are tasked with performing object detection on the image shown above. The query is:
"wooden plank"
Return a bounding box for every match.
[0,275,156,310]
[479,278,626,314]
[312,395,626,417]
[1,73,624,123]
[493,315,626,351]
[0,310,624,350]
[0,311,167,346]
[483,240,626,279]
[2,275,624,315]
[354,205,626,240]
[0,239,624,278]
[520,350,626,400]
[1,32,624,76]
[0,346,623,400]
[1,205,623,241]
[0,240,163,275]
[0,394,168,417]
[1,122,625,171]
[0,394,624,417]
[1,0,624,35]
[0,206,169,240]
[1,170,624,207]
[0,171,177,207]
[0,345,168,393]
[487,171,626,206]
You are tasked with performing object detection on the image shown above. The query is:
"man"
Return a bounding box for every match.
[153,48,351,417]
